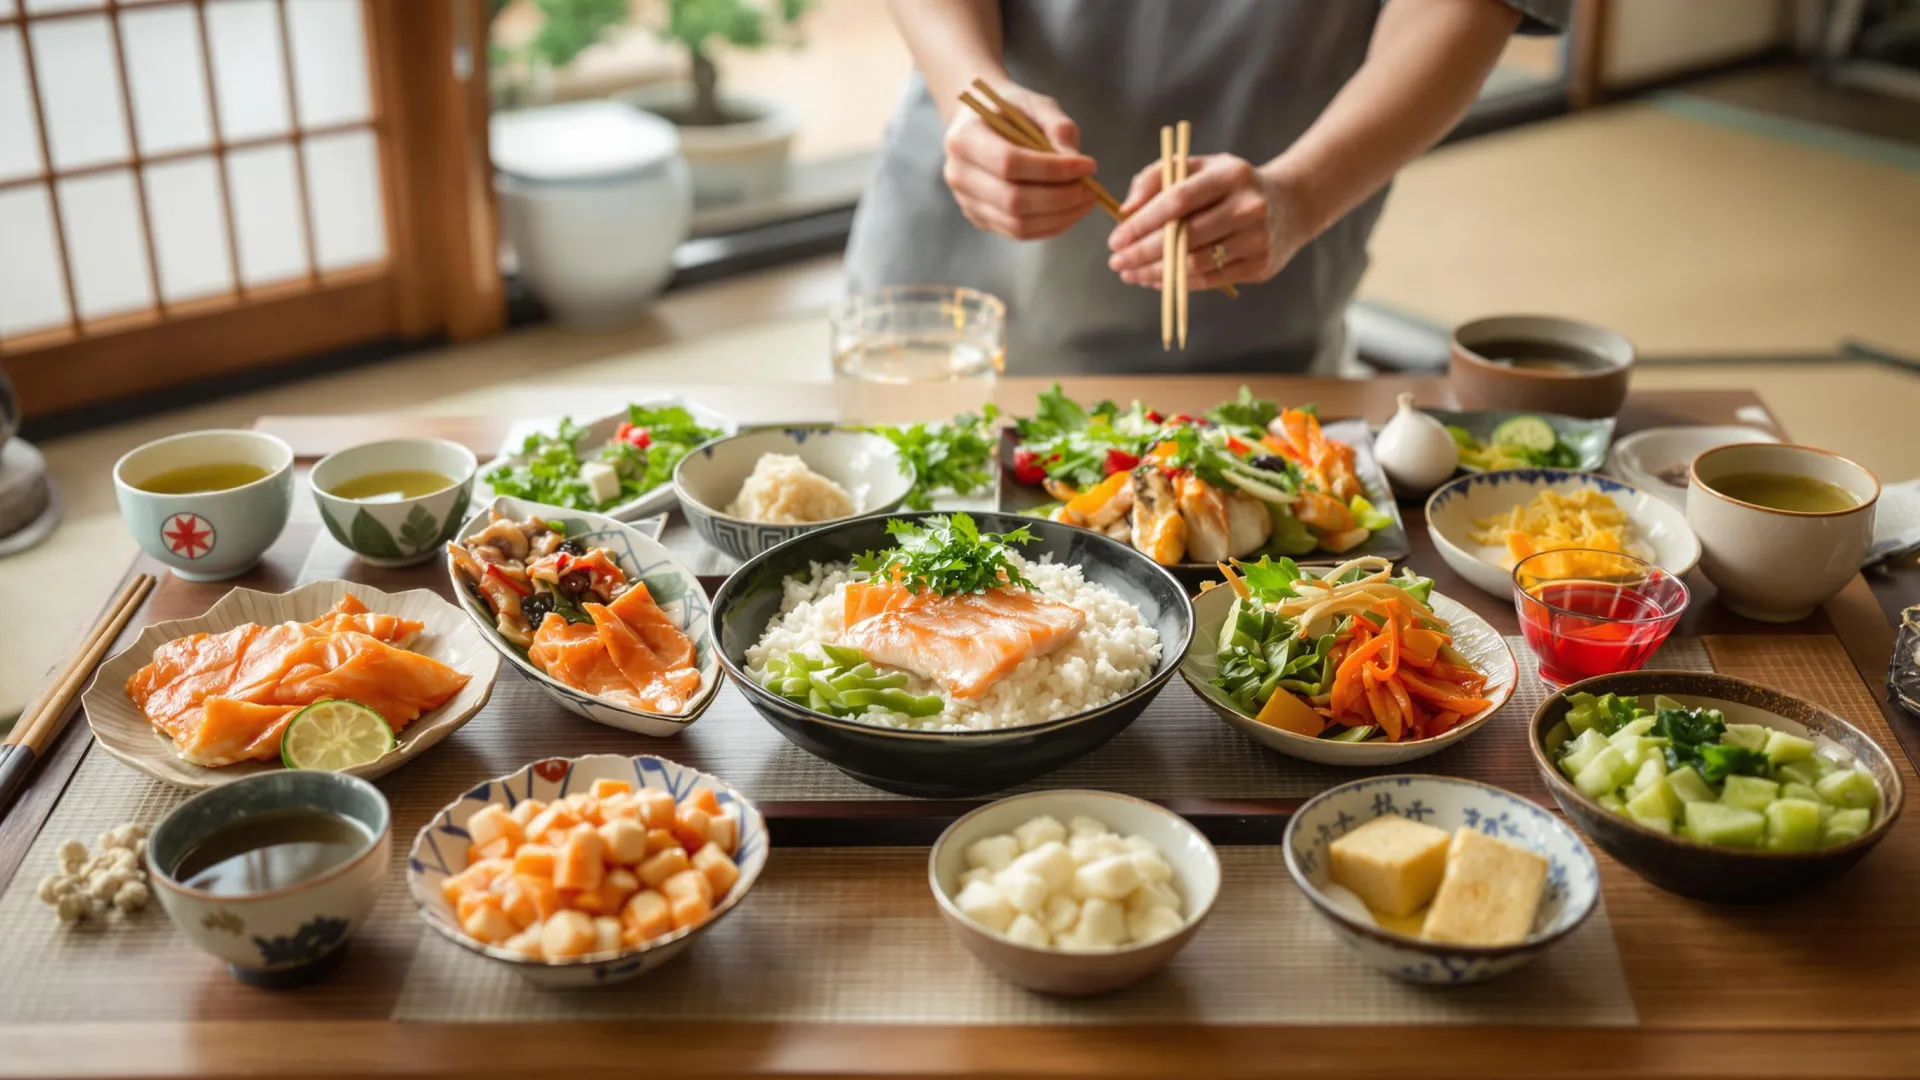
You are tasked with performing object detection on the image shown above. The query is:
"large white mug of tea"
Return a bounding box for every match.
[113,430,295,581]
[1687,443,1878,623]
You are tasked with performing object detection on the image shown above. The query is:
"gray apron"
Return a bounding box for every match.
[845,0,1559,375]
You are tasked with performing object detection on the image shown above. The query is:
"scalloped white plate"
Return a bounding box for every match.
[84,580,500,790]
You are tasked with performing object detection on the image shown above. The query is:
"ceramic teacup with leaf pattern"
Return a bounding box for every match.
[310,437,478,568]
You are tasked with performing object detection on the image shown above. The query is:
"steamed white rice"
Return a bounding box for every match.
[745,555,1161,731]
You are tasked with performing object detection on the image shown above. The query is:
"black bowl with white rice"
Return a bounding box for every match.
[711,512,1193,797]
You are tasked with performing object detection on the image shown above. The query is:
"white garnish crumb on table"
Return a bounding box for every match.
[37,824,151,926]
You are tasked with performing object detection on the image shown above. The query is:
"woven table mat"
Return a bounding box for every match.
[391,847,1636,1027]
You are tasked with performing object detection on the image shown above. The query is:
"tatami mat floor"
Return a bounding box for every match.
[7,67,1920,722]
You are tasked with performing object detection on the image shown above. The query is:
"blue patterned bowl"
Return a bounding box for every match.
[1424,467,1700,600]
[674,427,912,563]
[1283,774,1599,985]
[406,754,768,988]
[446,495,720,735]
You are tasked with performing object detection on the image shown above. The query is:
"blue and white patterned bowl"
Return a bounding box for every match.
[674,427,913,563]
[1424,467,1700,600]
[406,754,768,988]
[1283,774,1600,985]
[446,495,720,736]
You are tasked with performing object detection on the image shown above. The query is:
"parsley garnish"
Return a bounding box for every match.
[865,405,1001,511]
[854,513,1037,595]
[1205,386,1279,434]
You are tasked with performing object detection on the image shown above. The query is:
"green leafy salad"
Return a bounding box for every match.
[484,403,724,512]
[1550,692,1881,850]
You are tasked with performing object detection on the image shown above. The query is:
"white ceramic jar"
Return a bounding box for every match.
[491,101,692,330]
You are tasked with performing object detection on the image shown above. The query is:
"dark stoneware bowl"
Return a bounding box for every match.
[1530,670,1904,904]
[710,512,1193,797]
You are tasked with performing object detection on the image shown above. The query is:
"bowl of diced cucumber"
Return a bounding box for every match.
[1531,671,1903,903]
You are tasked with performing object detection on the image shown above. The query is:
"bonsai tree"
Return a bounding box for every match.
[487,0,812,123]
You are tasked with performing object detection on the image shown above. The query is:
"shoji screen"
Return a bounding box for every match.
[0,0,501,417]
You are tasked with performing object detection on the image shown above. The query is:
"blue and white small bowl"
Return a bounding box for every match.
[1425,467,1700,600]
[446,495,720,736]
[407,754,767,988]
[1283,774,1599,985]
[674,427,913,563]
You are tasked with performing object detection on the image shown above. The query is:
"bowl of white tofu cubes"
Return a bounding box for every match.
[1283,774,1599,985]
[929,789,1220,996]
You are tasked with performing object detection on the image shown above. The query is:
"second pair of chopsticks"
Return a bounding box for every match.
[0,573,156,816]
[956,82,1238,304]
[1159,122,1194,351]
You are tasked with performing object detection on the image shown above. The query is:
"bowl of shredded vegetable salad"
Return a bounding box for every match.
[1179,555,1516,765]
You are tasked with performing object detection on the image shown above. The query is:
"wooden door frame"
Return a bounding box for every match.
[0,0,502,419]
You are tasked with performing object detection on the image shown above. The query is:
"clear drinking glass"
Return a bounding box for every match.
[829,286,1005,426]
[1513,548,1689,689]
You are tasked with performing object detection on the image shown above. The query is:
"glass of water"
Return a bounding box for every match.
[830,286,1005,426]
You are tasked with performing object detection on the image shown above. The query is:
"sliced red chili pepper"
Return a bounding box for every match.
[1145,409,1164,424]
[1103,448,1140,475]
[484,563,531,597]
[1224,434,1251,456]
[1167,413,1196,425]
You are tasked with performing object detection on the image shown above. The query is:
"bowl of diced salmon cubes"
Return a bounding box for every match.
[407,753,766,987]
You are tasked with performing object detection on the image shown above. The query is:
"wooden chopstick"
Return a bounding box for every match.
[957,91,1124,221]
[1175,120,1192,350]
[1160,125,1175,352]
[0,574,155,815]
[956,87,1237,303]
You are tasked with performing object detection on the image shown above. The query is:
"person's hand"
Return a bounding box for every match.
[942,84,1099,240]
[1106,154,1305,290]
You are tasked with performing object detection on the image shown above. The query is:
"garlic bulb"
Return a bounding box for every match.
[1375,393,1458,495]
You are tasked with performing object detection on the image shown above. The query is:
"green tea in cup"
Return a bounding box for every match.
[1707,472,1859,514]
[327,470,458,503]
[136,462,271,494]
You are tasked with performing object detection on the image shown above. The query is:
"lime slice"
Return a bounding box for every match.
[280,700,395,771]
[1491,415,1557,454]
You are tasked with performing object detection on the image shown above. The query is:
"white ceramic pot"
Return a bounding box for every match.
[1687,443,1879,623]
[491,102,692,330]
[620,85,798,210]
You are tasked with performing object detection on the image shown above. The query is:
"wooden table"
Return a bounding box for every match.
[7,376,1920,1079]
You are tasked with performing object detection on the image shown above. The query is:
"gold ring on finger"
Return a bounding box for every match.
[1212,243,1227,270]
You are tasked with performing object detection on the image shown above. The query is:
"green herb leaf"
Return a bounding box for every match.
[1237,556,1303,601]
[865,404,1000,511]
[854,512,1036,595]
[1205,385,1278,434]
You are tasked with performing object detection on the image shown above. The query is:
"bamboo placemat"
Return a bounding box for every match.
[391,847,1636,1027]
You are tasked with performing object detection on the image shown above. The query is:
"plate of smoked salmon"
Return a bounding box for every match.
[447,496,720,736]
[83,580,500,789]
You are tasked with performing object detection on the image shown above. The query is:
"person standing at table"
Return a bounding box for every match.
[846,0,1569,375]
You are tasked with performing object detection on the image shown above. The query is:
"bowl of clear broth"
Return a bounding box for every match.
[1688,442,1879,623]
[1449,315,1634,420]
[147,770,391,987]
[310,437,478,568]
[114,430,296,581]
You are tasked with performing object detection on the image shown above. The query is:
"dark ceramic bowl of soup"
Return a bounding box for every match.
[1449,315,1635,420]
[148,771,391,987]
[309,437,478,569]
[1687,443,1879,623]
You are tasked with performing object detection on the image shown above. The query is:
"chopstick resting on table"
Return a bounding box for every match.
[0,574,155,816]
[957,82,1239,306]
